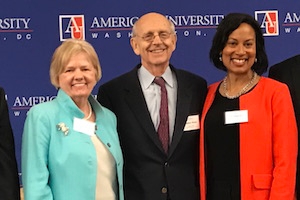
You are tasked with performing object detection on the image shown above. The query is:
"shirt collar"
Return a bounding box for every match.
[138,65,174,89]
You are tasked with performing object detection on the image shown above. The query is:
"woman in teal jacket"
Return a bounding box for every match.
[22,39,124,200]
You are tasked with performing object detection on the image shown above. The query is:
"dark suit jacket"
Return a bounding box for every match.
[269,54,300,198]
[0,87,20,200]
[97,64,207,200]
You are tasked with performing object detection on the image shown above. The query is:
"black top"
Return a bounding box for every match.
[204,86,241,200]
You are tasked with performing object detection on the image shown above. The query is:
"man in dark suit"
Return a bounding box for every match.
[97,12,207,200]
[269,54,300,199]
[0,87,20,200]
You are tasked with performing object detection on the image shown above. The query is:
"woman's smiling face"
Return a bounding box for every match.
[58,52,97,102]
[221,23,256,75]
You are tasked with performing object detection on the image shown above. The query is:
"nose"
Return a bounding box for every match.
[235,44,246,54]
[152,34,163,44]
[74,69,84,79]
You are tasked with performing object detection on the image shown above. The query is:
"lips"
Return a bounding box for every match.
[72,83,86,87]
[231,58,248,64]
[149,49,165,53]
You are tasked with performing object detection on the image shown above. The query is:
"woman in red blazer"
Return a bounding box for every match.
[199,13,297,200]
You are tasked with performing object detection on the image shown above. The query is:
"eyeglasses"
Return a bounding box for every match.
[135,32,173,42]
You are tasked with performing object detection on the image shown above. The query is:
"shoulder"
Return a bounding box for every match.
[92,98,116,120]
[176,68,206,81]
[208,81,221,89]
[95,104,118,130]
[27,99,59,117]
[0,87,5,107]
[261,77,286,86]
[270,54,300,72]
[24,100,60,133]
[101,106,117,122]
[0,87,6,105]
[99,102,116,118]
[207,81,221,94]
[175,69,208,97]
[259,77,289,92]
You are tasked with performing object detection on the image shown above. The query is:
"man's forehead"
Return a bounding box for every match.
[137,21,170,33]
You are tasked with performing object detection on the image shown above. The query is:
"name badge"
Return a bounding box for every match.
[184,114,200,131]
[224,110,248,124]
[73,117,96,136]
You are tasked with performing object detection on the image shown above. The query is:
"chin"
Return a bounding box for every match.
[71,92,90,98]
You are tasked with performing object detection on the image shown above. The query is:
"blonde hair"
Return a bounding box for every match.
[50,39,102,88]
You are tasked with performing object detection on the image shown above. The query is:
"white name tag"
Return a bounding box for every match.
[184,114,200,131]
[224,110,248,124]
[73,117,96,136]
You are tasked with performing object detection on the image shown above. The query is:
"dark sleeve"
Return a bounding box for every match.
[97,84,114,111]
[268,56,296,82]
[0,87,20,200]
[198,77,208,114]
[268,65,283,80]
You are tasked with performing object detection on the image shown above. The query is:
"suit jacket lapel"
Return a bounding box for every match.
[124,66,166,153]
[168,68,193,155]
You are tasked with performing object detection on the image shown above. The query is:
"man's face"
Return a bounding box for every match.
[130,13,177,73]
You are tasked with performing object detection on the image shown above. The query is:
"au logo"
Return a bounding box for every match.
[59,15,85,41]
[255,10,279,36]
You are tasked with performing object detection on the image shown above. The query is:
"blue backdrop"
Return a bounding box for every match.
[1,0,299,184]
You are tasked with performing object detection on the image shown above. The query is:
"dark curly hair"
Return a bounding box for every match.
[209,13,268,75]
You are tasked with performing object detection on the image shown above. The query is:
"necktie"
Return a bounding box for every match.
[154,77,169,153]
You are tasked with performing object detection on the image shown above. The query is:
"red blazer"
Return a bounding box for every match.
[200,77,298,200]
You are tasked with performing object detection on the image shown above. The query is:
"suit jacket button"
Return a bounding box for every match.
[161,187,168,194]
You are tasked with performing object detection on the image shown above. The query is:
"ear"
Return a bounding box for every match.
[130,38,140,55]
[56,76,60,88]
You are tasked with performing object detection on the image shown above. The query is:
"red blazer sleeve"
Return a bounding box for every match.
[269,82,298,199]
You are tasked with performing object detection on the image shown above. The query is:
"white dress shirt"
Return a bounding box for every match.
[138,66,177,143]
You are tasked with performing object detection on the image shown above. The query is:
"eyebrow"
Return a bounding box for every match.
[143,30,170,34]
[227,37,255,41]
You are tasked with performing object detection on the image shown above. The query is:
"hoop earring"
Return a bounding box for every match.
[255,58,257,63]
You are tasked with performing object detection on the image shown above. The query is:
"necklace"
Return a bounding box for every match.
[84,102,92,120]
[223,71,257,99]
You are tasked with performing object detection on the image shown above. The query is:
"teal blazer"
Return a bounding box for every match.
[22,89,124,200]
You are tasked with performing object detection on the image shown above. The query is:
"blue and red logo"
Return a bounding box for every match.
[255,10,279,36]
[59,15,85,41]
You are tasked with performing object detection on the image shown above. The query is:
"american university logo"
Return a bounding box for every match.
[11,95,56,117]
[59,15,85,41]
[255,10,279,36]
